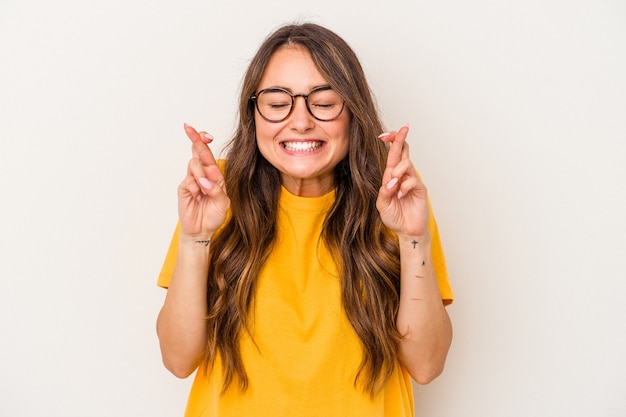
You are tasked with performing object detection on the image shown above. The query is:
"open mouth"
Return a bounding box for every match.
[281,141,324,152]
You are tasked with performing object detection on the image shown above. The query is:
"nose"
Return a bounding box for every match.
[288,96,314,130]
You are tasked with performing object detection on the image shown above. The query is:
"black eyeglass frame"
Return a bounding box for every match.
[250,85,345,123]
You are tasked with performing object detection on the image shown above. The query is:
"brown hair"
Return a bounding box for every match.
[204,23,401,396]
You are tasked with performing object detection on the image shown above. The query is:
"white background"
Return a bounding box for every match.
[1,0,625,416]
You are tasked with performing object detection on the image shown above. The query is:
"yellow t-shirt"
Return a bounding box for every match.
[158,187,453,417]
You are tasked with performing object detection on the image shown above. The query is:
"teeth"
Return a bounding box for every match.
[283,141,322,152]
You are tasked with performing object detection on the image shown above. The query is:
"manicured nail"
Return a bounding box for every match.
[405,122,410,128]
[184,123,189,129]
[198,177,213,190]
[378,132,391,139]
[202,132,214,141]
[397,191,403,199]
[386,177,399,190]
[196,195,202,202]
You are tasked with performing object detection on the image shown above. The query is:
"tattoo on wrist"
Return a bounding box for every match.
[196,240,211,246]
[411,240,418,248]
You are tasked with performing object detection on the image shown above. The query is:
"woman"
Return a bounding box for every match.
[157,22,453,417]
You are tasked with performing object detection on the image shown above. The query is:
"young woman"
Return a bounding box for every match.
[157,22,453,417]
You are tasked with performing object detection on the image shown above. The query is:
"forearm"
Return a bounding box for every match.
[156,235,211,378]
[395,233,452,384]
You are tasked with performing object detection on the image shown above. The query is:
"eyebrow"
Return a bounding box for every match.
[258,84,332,94]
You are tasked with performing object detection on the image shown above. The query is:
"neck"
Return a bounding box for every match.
[280,176,334,197]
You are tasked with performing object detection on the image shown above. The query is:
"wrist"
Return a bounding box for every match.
[396,231,432,247]
[178,232,214,250]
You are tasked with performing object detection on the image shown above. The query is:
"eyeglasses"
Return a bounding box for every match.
[250,85,345,123]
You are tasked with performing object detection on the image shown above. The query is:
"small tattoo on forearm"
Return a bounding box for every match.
[196,240,211,246]
[411,240,418,248]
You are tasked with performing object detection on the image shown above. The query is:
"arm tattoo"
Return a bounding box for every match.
[195,240,211,246]
[411,240,418,248]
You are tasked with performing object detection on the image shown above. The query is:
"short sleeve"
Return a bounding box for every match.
[157,222,180,289]
[427,197,454,305]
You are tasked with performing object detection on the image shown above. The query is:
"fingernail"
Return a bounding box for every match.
[203,132,214,141]
[184,123,189,128]
[397,191,403,199]
[378,132,391,139]
[198,177,213,190]
[196,195,202,202]
[386,177,399,190]
[404,122,410,128]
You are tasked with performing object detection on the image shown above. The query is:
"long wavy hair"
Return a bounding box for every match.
[204,23,402,396]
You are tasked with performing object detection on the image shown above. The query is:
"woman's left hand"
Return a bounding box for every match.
[376,125,429,238]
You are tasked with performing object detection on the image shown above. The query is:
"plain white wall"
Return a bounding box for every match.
[1,0,625,416]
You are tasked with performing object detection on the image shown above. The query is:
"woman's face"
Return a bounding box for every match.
[254,45,350,197]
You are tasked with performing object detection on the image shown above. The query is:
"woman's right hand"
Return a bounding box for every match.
[177,123,230,239]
